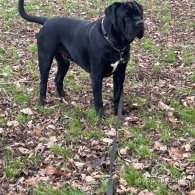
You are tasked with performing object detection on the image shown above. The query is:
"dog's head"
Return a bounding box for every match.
[105,0,144,41]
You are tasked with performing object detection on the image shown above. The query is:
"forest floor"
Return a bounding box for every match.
[0,0,194,194]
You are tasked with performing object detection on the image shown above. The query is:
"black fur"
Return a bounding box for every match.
[18,0,144,116]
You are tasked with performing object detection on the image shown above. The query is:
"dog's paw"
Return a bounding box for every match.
[39,97,46,106]
[56,87,65,97]
[96,108,105,118]
[114,108,128,116]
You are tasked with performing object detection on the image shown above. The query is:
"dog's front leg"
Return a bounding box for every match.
[113,63,127,115]
[91,74,104,117]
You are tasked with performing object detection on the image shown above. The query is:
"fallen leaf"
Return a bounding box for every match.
[47,136,57,148]
[119,178,128,186]
[105,127,116,137]
[18,147,30,155]
[182,144,191,152]
[20,108,33,115]
[7,120,19,127]
[178,178,188,186]
[138,190,154,195]
[85,176,96,184]
[189,190,195,195]
[25,177,37,186]
[158,101,174,111]
[102,138,113,145]
[169,147,183,160]
[132,162,144,170]
[119,147,128,156]
[33,127,42,136]
[154,141,167,151]
[47,124,56,130]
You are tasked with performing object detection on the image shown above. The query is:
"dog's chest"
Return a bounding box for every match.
[110,60,120,73]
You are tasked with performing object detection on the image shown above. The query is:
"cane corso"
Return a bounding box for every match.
[18,0,144,116]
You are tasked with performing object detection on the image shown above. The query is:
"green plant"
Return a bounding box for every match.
[15,94,30,104]
[83,129,104,139]
[28,44,38,53]
[180,108,195,123]
[50,144,73,158]
[16,114,32,123]
[3,149,23,182]
[164,49,177,63]
[99,179,108,193]
[166,164,181,179]
[32,184,84,195]
[0,118,6,126]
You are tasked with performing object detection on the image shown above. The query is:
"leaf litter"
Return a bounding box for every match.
[0,0,195,194]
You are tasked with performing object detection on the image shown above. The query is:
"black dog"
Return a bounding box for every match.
[18,0,144,116]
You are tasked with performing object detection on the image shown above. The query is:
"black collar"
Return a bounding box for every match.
[101,18,126,62]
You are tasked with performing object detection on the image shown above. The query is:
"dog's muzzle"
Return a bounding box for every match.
[136,20,144,27]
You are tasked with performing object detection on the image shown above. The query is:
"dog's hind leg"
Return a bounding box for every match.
[38,51,54,105]
[55,53,70,97]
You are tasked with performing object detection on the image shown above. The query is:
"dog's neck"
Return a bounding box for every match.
[101,17,130,51]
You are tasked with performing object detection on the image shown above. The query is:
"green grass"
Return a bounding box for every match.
[27,154,43,168]
[159,130,171,143]
[83,129,104,139]
[85,108,99,125]
[180,108,195,124]
[190,154,195,162]
[0,47,5,54]
[124,128,152,158]
[0,118,6,126]
[32,184,84,195]
[37,106,53,115]
[2,65,13,77]
[122,166,168,193]
[28,44,38,53]
[16,113,32,123]
[165,164,181,179]
[50,144,74,158]
[99,179,108,193]
[182,45,195,66]
[144,118,158,130]
[141,37,161,57]
[164,49,177,63]
[3,149,23,182]
[15,94,31,104]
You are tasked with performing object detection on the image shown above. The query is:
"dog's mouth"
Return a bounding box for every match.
[125,23,144,41]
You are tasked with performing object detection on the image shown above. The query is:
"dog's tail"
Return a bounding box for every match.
[18,0,48,25]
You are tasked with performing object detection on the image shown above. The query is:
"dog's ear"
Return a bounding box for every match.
[132,1,144,39]
[105,2,121,24]
[132,1,143,17]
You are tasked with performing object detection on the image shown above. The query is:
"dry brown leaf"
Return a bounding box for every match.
[138,190,154,195]
[105,127,116,137]
[20,108,33,115]
[102,138,113,145]
[124,130,133,139]
[18,147,30,155]
[119,147,128,156]
[132,162,144,170]
[33,127,42,136]
[154,141,167,151]
[7,120,19,127]
[119,178,128,186]
[47,124,56,130]
[158,101,174,111]
[189,190,195,195]
[169,147,183,160]
[25,177,37,186]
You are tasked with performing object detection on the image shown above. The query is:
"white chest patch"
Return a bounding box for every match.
[111,60,120,73]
